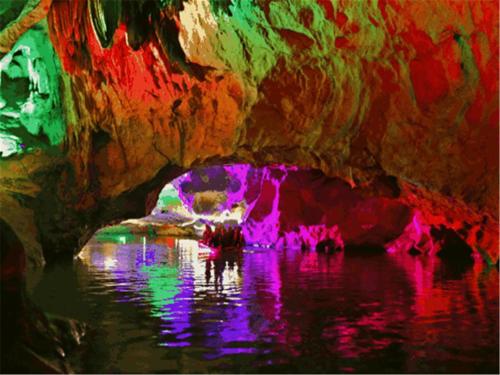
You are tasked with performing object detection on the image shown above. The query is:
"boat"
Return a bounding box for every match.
[198,239,243,253]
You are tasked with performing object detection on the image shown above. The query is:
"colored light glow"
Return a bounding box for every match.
[155,183,183,211]
[0,21,65,154]
[93,225,136,244]
[139,263,180,318]
[0,133,22,157]
[103,256,117,270]
[21,99,36,114]
[384,212,435,254]
[158,163,489,259]
[77,225,498,369]
[160,164,414,250]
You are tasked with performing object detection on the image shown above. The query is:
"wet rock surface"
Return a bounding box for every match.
[0,0,498,276]
[169,165,497,258]
[1,219,85,373]
[0,2,497,372]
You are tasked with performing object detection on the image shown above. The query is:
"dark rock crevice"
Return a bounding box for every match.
[1,219,85,374]
[31,161,185,263]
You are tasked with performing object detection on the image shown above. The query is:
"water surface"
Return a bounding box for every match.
[30,234,499,373]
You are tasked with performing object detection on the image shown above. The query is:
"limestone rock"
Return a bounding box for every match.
[0,0,496,264]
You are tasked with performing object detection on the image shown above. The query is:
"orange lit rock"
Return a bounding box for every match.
[0,0,497,263]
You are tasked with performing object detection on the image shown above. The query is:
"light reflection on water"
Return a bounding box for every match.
[31,234,498,373]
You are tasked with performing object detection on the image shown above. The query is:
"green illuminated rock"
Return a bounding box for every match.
[0,0,498,268]
[0,20,65,156]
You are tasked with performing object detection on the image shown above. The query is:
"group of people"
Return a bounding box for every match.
[201,224,245,250]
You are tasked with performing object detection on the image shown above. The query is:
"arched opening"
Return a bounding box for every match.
[78,162,486,258]
[79,163,415,254]
[25,163,498,373]
[1,0,498,372]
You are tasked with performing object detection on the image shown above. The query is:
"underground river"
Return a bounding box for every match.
[28,232,499,373]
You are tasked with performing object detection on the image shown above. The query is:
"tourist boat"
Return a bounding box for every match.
[198,240,243,254]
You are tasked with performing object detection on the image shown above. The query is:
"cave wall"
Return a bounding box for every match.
[172,165,412,249]
[167,164,495,258]
[0,0,497,264]
[46,0,498,208]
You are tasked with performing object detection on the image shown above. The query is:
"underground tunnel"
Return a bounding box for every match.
[0,0,498,373]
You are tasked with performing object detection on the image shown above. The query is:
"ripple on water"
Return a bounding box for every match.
[29,236,499,374]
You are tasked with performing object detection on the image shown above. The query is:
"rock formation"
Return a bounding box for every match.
[0,219,85,373]
[164,164,495,261]
[170,165,408,250]
[0,0,498,267]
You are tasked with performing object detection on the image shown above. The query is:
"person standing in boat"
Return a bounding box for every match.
[235,226,245,247]
[202,224,213,245]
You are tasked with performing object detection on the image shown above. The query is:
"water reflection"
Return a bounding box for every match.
[32,234,498,373]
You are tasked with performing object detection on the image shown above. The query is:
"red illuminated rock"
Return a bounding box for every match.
[0,0,497,263]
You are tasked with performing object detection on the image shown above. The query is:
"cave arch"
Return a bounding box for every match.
[0,0,497,267]
[77,163,480,268]
[0,1,497,372]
